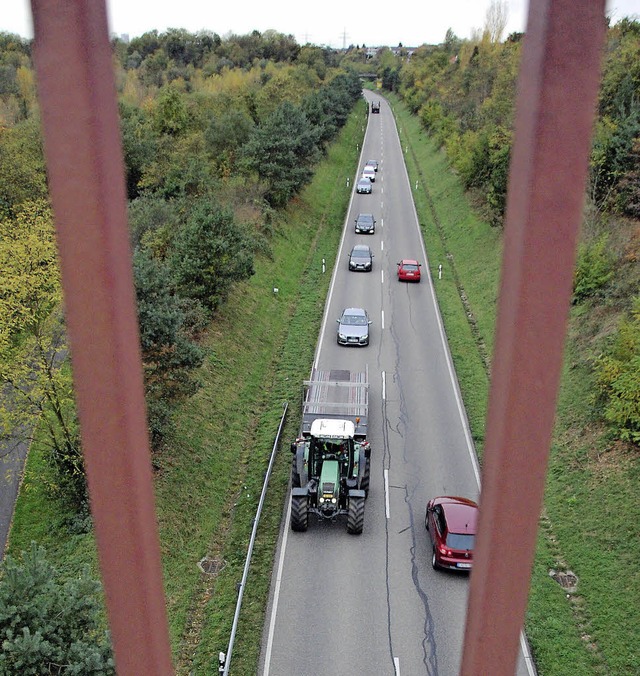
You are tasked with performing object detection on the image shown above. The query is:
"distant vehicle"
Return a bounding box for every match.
[366,159,379,172]
[356,178,372,194]
[397,259,421,282]
[425,496,478,571]
[336,307,371,346]
[355,213,376,234]
[362,166,376,182]
[371,101,380,113]
[348,244,373,271]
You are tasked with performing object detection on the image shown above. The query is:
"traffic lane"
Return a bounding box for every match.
[264,413,393,676]
[262,107,394,675]
[378,283,476,675]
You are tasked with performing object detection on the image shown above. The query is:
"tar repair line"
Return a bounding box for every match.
[384,469,390,520]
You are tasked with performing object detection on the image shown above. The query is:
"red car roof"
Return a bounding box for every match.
[434,496,478,533]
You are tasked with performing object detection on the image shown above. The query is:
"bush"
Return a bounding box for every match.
[0,544,115,675]
[573,233,615,302]
[594,298,640,444]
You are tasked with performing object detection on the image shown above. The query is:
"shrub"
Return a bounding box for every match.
[594,298,640,444]
[573,233,615,302]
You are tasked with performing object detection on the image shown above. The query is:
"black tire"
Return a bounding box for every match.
[291,495,308,532]
[346,496,365,535]
[431,547,439,570]
[360,458,370,497]
[291,457,300,488]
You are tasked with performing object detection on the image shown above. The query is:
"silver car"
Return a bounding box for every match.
[348,244,374,271]
[336,308,372,346]
[356,178,372,194]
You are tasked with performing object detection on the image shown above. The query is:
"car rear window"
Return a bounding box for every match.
[446,533,475,550]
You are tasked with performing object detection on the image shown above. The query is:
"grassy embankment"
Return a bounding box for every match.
[8,100,367,674]
[389,92,639,675]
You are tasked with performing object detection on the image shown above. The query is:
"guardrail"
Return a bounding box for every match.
[219,401,288,675]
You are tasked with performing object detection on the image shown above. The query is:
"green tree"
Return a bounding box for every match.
[0,118,47,219]
[153,85,189,136]
[170,199,254,311]
[133,249,204,448]
[0,202,85,507]
[0,543,115,675]
[242,100,321,206]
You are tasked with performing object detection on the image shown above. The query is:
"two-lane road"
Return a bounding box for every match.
[262,93,532,676]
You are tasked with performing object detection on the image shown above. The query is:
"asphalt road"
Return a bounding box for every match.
[261,93,534,676]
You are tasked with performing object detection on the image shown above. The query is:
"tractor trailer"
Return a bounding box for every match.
[290,368,371,534]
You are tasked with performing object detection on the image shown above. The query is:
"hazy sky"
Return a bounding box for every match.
[3,1,638,48]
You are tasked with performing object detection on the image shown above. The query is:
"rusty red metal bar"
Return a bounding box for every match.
[30,1,173,673]
[461,1,606,674]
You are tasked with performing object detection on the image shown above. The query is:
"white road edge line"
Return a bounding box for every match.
[384,469,390,519]
[263,490,292,676]
[394,657,400,675]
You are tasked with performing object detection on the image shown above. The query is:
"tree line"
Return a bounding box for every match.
[0,28,362,513]
[376,15,640,445]
[0,28,362,673]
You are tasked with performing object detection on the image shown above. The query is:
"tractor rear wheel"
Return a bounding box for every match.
[346,496,365,534]
[360,458,370,497]
[290,495,308,532]
[291,457,300,488]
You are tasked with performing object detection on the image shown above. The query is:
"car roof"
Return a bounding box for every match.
[310,418,355,439]
[357,212,374,219]
[357,177,371,183]
[433,496,478,533]
[352,244,371,252]
[400,259,420,266]
[343,307,367,316]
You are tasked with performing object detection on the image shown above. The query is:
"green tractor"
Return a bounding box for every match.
[290,418,371,534]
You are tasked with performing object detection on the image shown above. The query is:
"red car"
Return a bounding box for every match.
[397,259,421,282]
[425,496,478,571]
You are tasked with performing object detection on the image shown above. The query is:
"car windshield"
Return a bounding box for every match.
[342,314,367,326]
[402,264,419,271]
[446,533,475,550]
